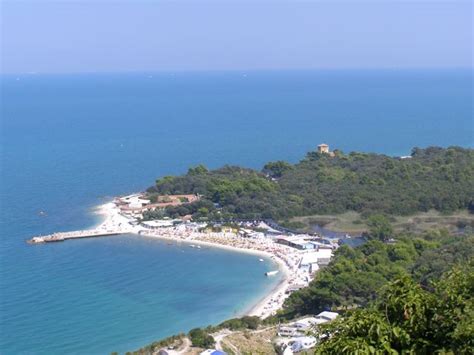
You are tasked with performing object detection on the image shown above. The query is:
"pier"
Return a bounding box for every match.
[27,229,125,244]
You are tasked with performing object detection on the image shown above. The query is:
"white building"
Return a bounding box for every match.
[292,317,319,330]
[314,311,339,324]
[278,316,320,337]
[128,197,151,209]
[300,249,333,269]
[278,326,300,337]
[290,336,317,352]
[141,219,179,228]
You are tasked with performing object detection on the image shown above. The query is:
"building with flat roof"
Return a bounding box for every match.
[317,143,336,157]
[314,311,339,324]
[300,249,333,271]
[290,336,317,352]
[277,236,315,250]
[318,143,330,154]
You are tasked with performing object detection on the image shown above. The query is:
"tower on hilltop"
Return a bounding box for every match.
[317,143,330,154]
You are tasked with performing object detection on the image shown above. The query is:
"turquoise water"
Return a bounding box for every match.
[1,70,472,354]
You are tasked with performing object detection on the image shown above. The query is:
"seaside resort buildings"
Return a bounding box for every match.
[276,311,339,353]
[116,193,199,218]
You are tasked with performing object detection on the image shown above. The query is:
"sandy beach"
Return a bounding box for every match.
[246,255,291,318]
[93,202,134,232]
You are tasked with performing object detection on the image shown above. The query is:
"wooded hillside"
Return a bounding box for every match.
[146,146,474,220]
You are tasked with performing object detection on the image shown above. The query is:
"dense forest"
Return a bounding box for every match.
[145,146,474,221]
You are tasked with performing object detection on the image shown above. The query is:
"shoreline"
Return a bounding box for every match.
[91,201,299,319]
[245,253,291,318]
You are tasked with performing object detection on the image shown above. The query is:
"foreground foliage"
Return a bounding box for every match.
[316,265,474,354]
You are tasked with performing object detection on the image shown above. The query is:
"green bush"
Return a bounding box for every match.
[188,328,215,348]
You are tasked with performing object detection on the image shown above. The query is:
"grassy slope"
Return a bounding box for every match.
[290,209,474,234]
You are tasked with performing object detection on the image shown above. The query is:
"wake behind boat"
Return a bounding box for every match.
[265,270,279,276]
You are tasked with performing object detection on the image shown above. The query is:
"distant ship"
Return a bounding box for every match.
[259,258,264,262]
[265,270,279,276]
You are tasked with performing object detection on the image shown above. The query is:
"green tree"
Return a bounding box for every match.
[366,214,393,242]
[262,161,293,178]
[188,328,215,348]
[240,316,260,330]
[188,164,209,176]
[196,207,209,218]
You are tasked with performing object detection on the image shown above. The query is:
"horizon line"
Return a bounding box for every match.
[2,66,473,76]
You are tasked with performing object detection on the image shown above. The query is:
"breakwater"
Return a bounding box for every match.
[27,229,123,244]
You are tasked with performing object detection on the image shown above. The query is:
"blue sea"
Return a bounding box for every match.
[1,69,472,354]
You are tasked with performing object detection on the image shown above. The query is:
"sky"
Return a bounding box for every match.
[1,0,472,74]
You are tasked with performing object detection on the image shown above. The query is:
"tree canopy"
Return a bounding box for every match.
[146,146,474,221]
[188,328,215,348]
[366,214,394,242]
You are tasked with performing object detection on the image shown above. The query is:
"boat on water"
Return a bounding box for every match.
[259,258,264,262]
[265,270,279,276]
